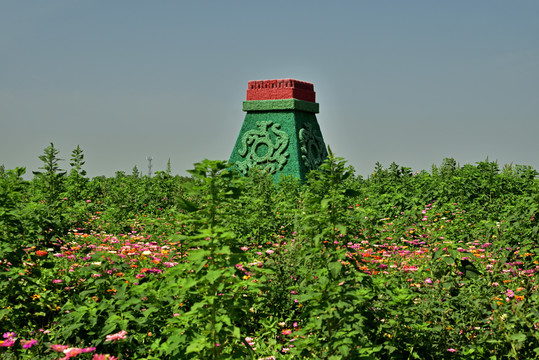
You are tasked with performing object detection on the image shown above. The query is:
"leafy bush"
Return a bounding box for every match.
[2,150,539,359]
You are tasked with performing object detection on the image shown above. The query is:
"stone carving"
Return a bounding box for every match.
[236,121,289,174]
[299,123,327,171]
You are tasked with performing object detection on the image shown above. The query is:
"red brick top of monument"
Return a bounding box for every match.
[246,79,316,102]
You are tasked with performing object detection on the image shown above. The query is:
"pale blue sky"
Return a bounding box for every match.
[1,1,538,178]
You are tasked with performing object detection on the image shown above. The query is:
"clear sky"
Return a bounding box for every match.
[2,1,538,178]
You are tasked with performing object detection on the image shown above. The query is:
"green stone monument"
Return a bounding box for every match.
[229,78,327,181]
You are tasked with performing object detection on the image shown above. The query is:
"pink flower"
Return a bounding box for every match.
[105,330,127,342]
[0,339,15,347]
[265,249,274,255]
[51,344,70,352]
[52,279,63,284]
[57,346,95,359]
[447,348,457,352]
[3,332,16,339]
[63,348,83,358]
[1,333,17,347]
[92,355,118,360]
[506,289,515,298]
[21,339,38,349]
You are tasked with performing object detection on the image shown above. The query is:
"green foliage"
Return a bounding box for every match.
[32,143,66,204]
[28,143,72,242]
[157,160,256,358]
[301,146,358,241]
[65,145,88,202]
[2,151,539,359]
[0,167,29,265]
[230,168,279,244]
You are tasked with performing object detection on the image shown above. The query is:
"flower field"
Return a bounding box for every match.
[2,145,539,359]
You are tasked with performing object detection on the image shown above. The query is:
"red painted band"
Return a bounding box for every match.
[246,79,316,102]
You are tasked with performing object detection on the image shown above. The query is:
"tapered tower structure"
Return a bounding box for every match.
[229,78,327,181]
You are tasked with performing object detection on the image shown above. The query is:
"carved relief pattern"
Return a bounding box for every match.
[236,121,290,174]
[299,123,327,171]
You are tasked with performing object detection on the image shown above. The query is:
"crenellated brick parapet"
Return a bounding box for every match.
[230,78,327,182]
[246,78,316,102]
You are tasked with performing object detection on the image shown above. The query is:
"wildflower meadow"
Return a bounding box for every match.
[2,143,539,359]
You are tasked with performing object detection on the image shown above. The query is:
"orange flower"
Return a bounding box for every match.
[35,250,48,257]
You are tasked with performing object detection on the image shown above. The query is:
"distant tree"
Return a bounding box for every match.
[69,145,86,177]
[66,145,88,202]
[32,142,66,203]
[166,158,172,176]
[132,166,140,178]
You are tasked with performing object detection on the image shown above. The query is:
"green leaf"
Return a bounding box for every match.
[215,322,223,334]
[463,268,481,279]
[219,245,231,255]
[509,333,526,343]
[432,249,444,262]
[443,257,455,265]
[100,322,118,336]
[186,338,206,354]
[176,197,199,212]
[205,270,221,284]
[321,198,331,209]
[338,344,350,356]
[178,277,198,290]
[329,261,342,278]
[335,224,347,235]
[221,315,231,326]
